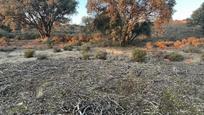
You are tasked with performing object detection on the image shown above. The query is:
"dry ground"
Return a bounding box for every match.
[0,41,204,114]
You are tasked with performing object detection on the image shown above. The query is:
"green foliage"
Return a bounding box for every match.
[0,25,12,32]
[131,49,147,62]
[94,51,107,60]
[53,47,62,53]
[82,16,94,34]
[93,13,113,34]
[132,22,152,38]
[164,52,184,62]
[24,49,35,58]
[63,44,74,51]
[0,0,78,38]
[190,2,204,33]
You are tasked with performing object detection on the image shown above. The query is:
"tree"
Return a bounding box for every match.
[87,0,176,46]
[190,2,204,34]
[82,16,94,34]
[0,0,78,38]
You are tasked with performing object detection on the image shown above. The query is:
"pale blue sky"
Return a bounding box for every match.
[71,0,204,24]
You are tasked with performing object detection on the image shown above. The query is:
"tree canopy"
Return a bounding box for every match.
[190,2,204,33]
[0,0,78,38]
[87,0,176,46]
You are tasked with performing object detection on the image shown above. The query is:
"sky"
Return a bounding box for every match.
[71,0,204,24]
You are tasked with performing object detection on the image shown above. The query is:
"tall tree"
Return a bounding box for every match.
[190,2,204,34]
[0,0,78,38]
[87,0,176,46]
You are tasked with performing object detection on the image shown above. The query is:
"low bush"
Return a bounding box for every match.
[183,46,202,53]
[159,89,197,115]
[81,51,91,60]
[81,43,91,52]
[94,51,107,60]
[131,49,147,62]
[63,44,74,51]
[164,52,184,62]
[53,47,62,53]
[24,49,35,58]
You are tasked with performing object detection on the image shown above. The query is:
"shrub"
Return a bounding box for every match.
[159,89,198,115]
[81,51,91,60]
[131,49,147,62]
[164,52,184,62]
[53,47,62,53]
[36,54,48,60]
[94,51,107,60]
[63,44,74,51]
[24,49,35,58]
[183,46,202,53]
[81,43,91,52]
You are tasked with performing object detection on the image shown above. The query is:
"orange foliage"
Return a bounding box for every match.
[149,37,204,49]
[173,41,183,48]
[145,42,153,49]
[155,41,167,49]
[68,36,81,46]
[92,33,103,41]
[78,34,90,42]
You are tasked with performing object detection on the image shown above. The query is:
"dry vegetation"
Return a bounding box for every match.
[0,0,204,114]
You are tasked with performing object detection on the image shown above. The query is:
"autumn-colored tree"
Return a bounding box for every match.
[87,0,176,46]
[0,0,78,38]
[190,2,204,34]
